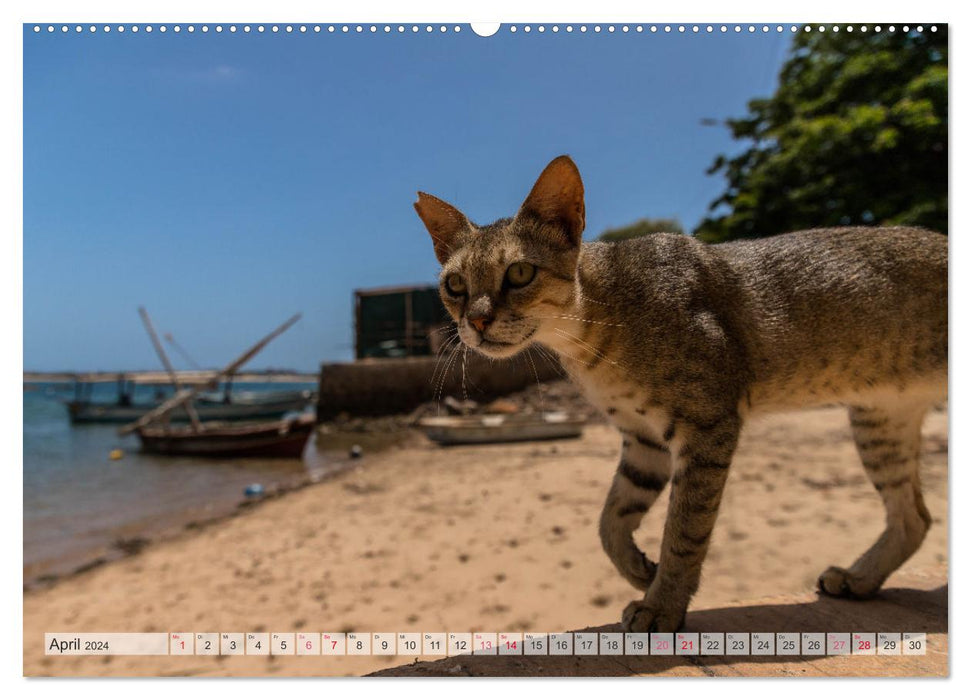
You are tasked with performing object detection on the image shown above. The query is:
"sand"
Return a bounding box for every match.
[23,405,948,677]
[371,566,948,677]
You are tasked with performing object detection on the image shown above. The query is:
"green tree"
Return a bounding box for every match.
[695,27,947,243]
[598,217,684,242]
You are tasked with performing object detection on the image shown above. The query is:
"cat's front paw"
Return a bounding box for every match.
[621,599,687,633]
[817,566,880,599]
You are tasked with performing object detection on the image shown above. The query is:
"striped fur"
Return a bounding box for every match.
[600,430,672,590]
[817,402,933,598]
[415,156,948,634]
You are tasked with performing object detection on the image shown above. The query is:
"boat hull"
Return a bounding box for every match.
[136,417,314,458]
[418,413,585,446]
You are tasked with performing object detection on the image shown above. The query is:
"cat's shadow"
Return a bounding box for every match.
[369,584,947,677]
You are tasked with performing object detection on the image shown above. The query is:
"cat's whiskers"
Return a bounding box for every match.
[532,344,571,382]
[536,314,625,328]
[547,332,600,371]
[433,329,459,352]
[433,348,457,415]
[433,340,463,414]
[430,334,460,388]
[439,342,463,400]
[553,327,630,375]
[533,342,582,385]
[576,290,611,307]
[525,346,547,415]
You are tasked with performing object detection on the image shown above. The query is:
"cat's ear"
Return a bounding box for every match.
[517,155,585,247]
[414,192,473,264]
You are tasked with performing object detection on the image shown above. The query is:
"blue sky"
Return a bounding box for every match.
[24,25,791,372]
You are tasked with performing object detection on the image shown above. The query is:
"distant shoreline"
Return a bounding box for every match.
[23,371,319,384]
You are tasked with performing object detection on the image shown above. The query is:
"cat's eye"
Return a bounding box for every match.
[444,273,467,296]
[505,262,536,288]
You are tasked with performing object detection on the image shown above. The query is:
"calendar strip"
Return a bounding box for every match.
[45,632,928,656]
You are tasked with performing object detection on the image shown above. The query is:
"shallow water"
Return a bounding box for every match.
[23,381,335,582]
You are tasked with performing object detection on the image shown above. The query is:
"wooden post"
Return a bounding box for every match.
[118,313,302,436]
[138,307,203,431]
[404,290,414,357]
[354,291,362,359]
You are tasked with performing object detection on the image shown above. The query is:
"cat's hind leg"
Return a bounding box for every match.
[818,402,933,598]
[599,430,671,591]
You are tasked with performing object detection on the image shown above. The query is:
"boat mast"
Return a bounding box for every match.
[118,312,302,436]
[138,307,203,432]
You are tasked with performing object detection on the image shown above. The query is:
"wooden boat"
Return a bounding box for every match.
[418,411,585,446]
[66,389,313,424]
[118,311,318,460]
[136,414,315,458]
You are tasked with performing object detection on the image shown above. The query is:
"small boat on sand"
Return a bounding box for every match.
[136,414,315,458]
[419,411,585,446]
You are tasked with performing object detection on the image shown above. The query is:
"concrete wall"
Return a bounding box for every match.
[317,351,562,418]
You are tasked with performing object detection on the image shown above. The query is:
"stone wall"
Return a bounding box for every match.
[317,351,562,418]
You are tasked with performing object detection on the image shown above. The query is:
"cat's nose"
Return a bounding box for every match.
[467,295,494,333]
[468,314,493,333]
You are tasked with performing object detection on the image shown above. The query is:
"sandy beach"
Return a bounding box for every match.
[24,401,948,677]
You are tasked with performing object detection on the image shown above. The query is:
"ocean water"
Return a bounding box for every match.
[23,380,328,582]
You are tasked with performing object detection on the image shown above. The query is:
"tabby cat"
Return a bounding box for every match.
[414,155,947,633]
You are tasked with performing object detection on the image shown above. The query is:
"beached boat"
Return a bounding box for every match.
[418,411,586,446]
[117,310,318,459]
[136,414,315,458]
[119,311,317,460]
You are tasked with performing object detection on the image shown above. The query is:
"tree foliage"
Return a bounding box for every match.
[695,27,947,243]
[598,217,684,242]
